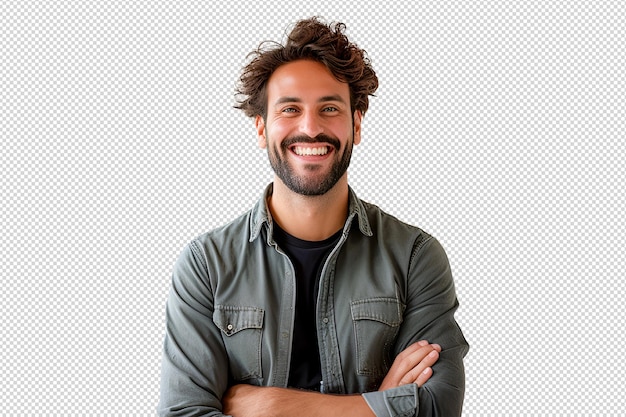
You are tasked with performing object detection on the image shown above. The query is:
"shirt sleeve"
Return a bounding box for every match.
[157,241,231,417]
[367,235,469,417]
[362,384,419,417]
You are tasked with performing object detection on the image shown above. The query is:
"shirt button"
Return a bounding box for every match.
[322,318,329,324]
[227,324,233,331]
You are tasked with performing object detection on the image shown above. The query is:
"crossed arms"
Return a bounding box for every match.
[158,236,468,417]
[223,340,442,417]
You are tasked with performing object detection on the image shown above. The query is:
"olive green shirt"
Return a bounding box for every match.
[158,184,469,416]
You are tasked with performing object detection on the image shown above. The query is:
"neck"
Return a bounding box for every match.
[268,176,349,241]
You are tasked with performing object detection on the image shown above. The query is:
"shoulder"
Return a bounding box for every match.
[189,209,254,258]
[171,209,256,286]
[197,210,251,242]
[356,198,451,267]
[359,199,432,242]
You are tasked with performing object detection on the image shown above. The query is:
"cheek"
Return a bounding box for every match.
[331,117,354,135]
[266,120,292,140]
[332,124,355,145]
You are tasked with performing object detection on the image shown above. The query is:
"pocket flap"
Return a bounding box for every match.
[350,297,405,327]
[213,305,264,336]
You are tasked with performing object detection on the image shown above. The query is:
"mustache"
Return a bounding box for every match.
[281,134,341,151]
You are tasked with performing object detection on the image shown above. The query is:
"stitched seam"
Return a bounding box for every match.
[408,232,433,274]
[189,239,208,271]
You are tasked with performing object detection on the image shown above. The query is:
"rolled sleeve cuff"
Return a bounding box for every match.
[362,384,418,417]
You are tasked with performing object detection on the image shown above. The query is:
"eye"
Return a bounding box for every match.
[322,106,338,112]
[282,107,298,113]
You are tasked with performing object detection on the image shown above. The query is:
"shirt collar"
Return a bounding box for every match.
[249,183,373,243]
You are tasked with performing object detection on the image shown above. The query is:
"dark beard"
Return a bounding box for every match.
[267,133,353,196]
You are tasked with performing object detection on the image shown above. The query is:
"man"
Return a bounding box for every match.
[158,17,468,417]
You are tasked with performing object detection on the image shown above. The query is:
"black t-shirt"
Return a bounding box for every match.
[272,223,342,391]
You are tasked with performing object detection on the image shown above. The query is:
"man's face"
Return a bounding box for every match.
[256,59,362,196]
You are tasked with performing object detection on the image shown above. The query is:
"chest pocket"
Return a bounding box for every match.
[213,305,264,382]
[351,297,405,377]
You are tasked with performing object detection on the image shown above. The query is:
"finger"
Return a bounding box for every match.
[415,367,433,387]
[396,340,429,361]
[404,345,440,369]
[397,341,442,364]
[382,342,442,390]
[398,349,439,385]
[392,347,430,377]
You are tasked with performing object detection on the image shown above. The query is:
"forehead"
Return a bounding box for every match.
[266,60,350,103]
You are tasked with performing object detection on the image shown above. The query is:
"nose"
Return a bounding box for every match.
[298,110,324,138]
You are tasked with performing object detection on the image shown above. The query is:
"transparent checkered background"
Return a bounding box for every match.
[2,1,625,415]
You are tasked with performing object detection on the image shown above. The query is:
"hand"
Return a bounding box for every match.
[378,340,441,391]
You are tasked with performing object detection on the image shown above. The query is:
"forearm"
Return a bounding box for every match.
[270,388,375,417]
[223,385,375,417]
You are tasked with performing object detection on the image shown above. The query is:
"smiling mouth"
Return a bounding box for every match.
[291,146,330,156]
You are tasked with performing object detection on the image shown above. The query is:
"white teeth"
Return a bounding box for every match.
[293,146,328,156]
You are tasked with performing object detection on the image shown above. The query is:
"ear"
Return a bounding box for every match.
[353,110,363,145]
[255,115,267,149]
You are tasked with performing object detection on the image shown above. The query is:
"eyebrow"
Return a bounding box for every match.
[274,95,347,105]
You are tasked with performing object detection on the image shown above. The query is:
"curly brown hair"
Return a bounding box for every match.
[234,17,379,119]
